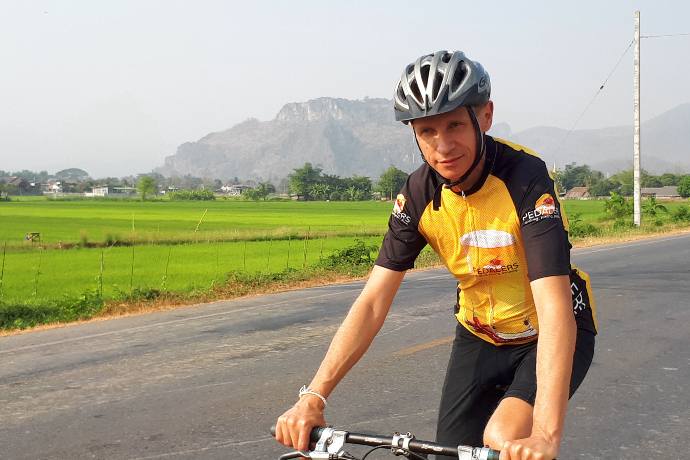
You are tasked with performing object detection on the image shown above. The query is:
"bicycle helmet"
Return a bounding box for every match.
[393,50,492,209]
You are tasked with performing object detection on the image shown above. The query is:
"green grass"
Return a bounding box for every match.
[0,198,392,246]
[1,196,689,330]
[0,235,384,303]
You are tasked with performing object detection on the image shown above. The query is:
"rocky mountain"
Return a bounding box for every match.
[156,98,690,180]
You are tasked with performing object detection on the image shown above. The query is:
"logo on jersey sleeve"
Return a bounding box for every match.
[522,193,561,225]
[392,193,411,224]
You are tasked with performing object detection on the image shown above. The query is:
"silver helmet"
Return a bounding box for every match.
[394,50,490,123]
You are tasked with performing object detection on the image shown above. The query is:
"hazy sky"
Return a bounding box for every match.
[1,0,689,178]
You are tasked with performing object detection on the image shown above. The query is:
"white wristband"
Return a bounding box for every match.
[298,385,327,408]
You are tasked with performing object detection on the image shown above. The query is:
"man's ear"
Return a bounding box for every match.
[480,101,494,132]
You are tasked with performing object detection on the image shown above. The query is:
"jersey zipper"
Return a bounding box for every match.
[461,188,496,330]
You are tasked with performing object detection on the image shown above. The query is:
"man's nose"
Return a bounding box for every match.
[435,133,454,155]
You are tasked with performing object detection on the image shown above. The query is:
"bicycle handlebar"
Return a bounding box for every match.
[270,425,500,460]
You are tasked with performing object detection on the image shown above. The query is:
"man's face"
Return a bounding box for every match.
[412,102,494,182]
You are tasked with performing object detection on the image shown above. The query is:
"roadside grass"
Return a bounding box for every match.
[1,239,442,331]
[1,197,689,332]
[0,236,383,302]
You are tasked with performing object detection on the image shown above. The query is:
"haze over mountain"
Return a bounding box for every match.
[156,98,690,181]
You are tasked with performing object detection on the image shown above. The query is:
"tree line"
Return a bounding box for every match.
[553,163,690,198]
[287,163,408,201]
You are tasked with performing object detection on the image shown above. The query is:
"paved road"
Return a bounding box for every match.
[1,234,689,459]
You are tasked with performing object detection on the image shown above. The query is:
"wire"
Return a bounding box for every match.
[642,33,690,38]
[359,444,430,460]
[401,451,429,460]
[360,445,392,459]
[552,39,634,156]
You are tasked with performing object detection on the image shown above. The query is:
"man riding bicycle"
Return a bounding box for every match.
[275,50,597,460]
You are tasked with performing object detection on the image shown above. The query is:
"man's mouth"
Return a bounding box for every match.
[438,156,462,165]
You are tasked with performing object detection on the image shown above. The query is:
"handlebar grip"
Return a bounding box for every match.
[487,449,500,460]
[269,425,327,443]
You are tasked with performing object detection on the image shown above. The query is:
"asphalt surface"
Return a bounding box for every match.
[1,233,688,459]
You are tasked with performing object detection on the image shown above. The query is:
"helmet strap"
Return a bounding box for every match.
[446,106,485,189]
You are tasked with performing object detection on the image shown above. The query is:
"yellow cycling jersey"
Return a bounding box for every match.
[375,136,597,345]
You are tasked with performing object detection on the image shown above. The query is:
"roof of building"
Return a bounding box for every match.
[641,186,679,197]
[564,186,590,198]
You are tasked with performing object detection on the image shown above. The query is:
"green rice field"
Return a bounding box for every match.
[0,197,688,311]
[0,199,391,246]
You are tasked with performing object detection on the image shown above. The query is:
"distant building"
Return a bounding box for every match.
[90,186,110,197]
[641,186,680,199]
[112,186,137,195]
[86,185,137,197]
[221,184,252,196]
[160,186,180,195]
[564,186,590,199]
[3,176,37,195]
[41,180,63,194]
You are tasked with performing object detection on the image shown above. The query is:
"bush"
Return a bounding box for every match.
[678,176,690,198]
[613,218,635,231]
[569,222,600,238]
[320,239,378,268]
[604,192,633,219]
[0,289,104,330]
[116,287,162,302]
[168,190,215,201]
[79,230,90,247]
[104,232,122,246]
[671,205,690,222]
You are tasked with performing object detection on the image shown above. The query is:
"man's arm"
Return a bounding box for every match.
[502,274,576,460]
[275,265,406,452]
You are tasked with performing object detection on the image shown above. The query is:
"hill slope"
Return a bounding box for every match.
[156,99,690,180]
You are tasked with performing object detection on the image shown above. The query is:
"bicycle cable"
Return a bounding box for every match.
[360,445,391,460]
[359,444,429,460]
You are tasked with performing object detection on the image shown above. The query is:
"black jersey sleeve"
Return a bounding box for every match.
[375,178,428,272]
[518,168,571,281]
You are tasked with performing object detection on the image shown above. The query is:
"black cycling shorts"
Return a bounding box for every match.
[434,324,595,457]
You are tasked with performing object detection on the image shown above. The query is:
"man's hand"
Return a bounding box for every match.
[274,396,326,453]
[500,434,559,460]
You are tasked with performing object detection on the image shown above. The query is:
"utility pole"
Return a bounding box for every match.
[633,10,642,226]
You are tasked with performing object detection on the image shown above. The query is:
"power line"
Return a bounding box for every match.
[552,40,634,158]
[641,32,690,38]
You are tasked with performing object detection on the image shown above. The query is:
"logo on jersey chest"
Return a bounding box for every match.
[475,257,519,276]
[459,230,520,276]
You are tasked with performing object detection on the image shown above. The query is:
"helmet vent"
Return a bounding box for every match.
[431,71,443,101]
[449,61,468,95]
[410,79,423,106]
[396,84,407,107]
